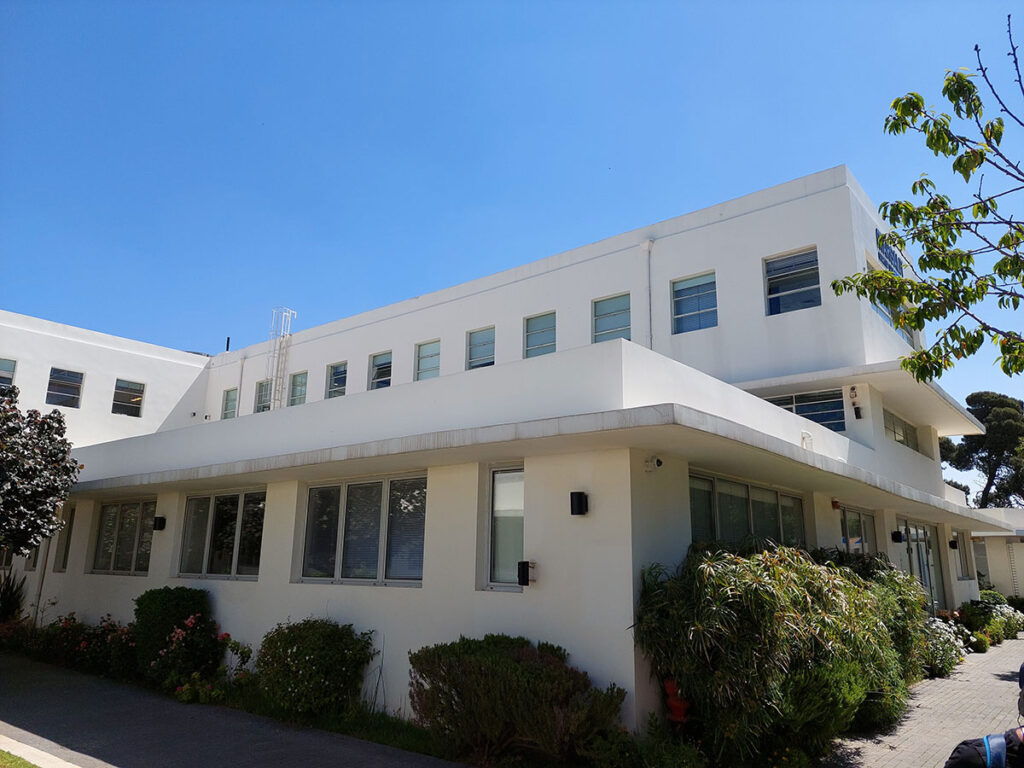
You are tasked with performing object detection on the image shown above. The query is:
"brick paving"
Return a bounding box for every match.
[824,636,1024,768]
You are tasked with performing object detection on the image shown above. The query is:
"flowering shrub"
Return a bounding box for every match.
[133,586,213,677]
[255,618,376,717]
[24,613,136,677]
[922,618,965,678]
[957,599,1024,646]
[971,631,991,653]
[146,612,226,691]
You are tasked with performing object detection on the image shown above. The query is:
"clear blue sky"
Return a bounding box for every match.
[2,3,1021,431]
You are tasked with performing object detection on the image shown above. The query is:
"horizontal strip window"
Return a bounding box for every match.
[92,501,157,575]
[871,300,914,346]
[254,380,272,413]
[524,313,555,358]
[0,358,15,390]
[884,409,920,452]
[46,368,83,408]
[326,362,348,398]
[180,491,266,577]
[288,372,307,406]
[111,378,145,417]
[221,388,238,420]
[302,475,427,583]
[765,250,821,315]
[369,352,392,390]
[416,341,440,380]
[690,474,805,548]
[672,274,717,334]
[593,293,630,343]
[840,506,876,555]
[53,506,76,573]
[766,389,845,432]
[467,327,495,370]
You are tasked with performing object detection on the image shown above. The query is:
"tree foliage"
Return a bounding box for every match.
[942,390,1024,507]
[832,16,1024,381]
[0,386,80,555]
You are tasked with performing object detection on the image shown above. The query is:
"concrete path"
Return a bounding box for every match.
[0,654,460,768]
[825,636,1024,768]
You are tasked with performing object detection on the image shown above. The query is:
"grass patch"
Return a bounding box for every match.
[0,750,39,768]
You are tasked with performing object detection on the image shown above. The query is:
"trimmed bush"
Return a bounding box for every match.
[133,587,213,673]
[256,618,375,716]
[635,546,910,764]
[970,631,991,653]
[409,634,624,765]
[587,716,707,768]
[980,589,1008,605]
[0,570,26,623]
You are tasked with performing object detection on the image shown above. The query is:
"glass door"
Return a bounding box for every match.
[899,519,946,614]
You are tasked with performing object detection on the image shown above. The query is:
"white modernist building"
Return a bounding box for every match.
[2,166,1015,728]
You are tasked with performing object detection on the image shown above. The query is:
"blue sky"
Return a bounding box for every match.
[2,2,1022,461]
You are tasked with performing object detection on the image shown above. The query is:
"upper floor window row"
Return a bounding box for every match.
[672,274,717,334]
[41,367,146,417]
[766,250,821,316]
[884,409,920,453]
[0,359,15,391]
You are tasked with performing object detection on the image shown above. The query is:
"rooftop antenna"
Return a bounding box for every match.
[266,307,296,410]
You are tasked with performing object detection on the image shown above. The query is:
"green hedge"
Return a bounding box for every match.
[133,587,222,687]
[635,546,914,764]
[409,634,624,765]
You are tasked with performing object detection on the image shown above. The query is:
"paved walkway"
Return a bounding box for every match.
[0,654,459,768]
[824,636,1024,768]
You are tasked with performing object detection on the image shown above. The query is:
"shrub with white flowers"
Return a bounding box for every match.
[922,617,966,678]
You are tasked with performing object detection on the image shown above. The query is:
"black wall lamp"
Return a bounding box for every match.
[949,538,959,550]
[891,529,907,543]
[153,516,167,531]
[570,491,589,516]
[517,560,536,587]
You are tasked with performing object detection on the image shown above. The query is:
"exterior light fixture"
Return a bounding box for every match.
[831,498,841,511]
[570,491,588,516]
[153,516,167,531]
[949,538,959,550]
[891,530,907,543]
[517,560,536,587]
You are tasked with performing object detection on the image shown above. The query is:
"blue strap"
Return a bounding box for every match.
[985,733,1007,768]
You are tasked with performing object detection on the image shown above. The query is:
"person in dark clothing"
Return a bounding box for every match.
[943,727,1024,767]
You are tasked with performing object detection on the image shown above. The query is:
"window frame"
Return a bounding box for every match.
[0,548,12,571]
[45,367,84,409]
[840,506,877,554]
[764,249,822,316]
[955,531,972,580]
[592,293,631,343]
[487,466,525,589]
[90,499,158,576]
[326,361,348,399]
[0,358,16,390]
[111,378,145,418]
[254,379,272,413]
[288,371,308,407]
[884,408,920,453]
[53,505,76,573]
[23,545,39,572]
[671,272,718,334]
[178,489,267,580]
[299,473,428,587]
[415,340,441,381]
[368,352,392,390]
[221,388,239,420]
[688,471,806,547]
[765,389,846,432]
[466,326,496,370]
[523,312,556,358]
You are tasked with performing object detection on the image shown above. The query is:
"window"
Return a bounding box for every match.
[111,378,145,417]
[92,501,157,575]
[301,476,427,582]
[180,491,266,577]
[955,531,971,580]
[490,469,524,584]
[672,274,717,333]
[221,388,238,420]
[765,250,821,315]
[0,548,11,570]
[254,380,272,413]
[766,389,845,432]
[688,474,805,546]
[467,327,495,369]
[288,372,307,406]
[53,506,76,573]
[24,546,39,572]
[369,352,392,389]
[593,294,630,343]
[326,362,348,398]
[973,539,992,588]
[871,300,915,346]
[839,506,876,554]
[524,313,556,358]
[884,409,920,452]
[46,368,84,408]
[416,341,441,380]
[0,358,15,390]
